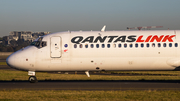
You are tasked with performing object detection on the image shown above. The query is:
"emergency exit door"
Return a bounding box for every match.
[50,37,61,58]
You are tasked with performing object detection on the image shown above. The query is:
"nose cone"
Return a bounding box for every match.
[6,53,17,68]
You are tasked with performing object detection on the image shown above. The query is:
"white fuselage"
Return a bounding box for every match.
[6,30,180,72]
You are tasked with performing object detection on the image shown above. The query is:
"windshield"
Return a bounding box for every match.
[30,37,47,48]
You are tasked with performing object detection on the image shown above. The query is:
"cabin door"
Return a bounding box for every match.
[50,37,61,58]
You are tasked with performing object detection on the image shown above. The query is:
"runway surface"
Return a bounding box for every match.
[0,65,14,70]
[0,80,180,90]
[0,59,6,62]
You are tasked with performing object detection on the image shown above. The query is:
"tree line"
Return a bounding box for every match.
[0,36,31,52]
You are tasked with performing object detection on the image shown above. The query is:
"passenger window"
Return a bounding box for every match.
[85,44,88,48]
[118,44,121,48]
[74,44,77,48]
[135,43,138,48]
[102,44,105,48]
[163,43,166,47]
[129,44,133,48]
[175,43,178,47]
[96,44,99,48]
[146,43,149,48]
[141,43,144,48]
[107,44,110,48]
[158,43,161,47]
[113,44,116,48]
[169,43,172,47]
[152,43,155,47]
[124,43,127,48]
[79,44,83,48]
[91,44,94,48]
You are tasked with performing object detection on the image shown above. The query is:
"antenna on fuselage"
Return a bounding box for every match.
[101,25,106,32]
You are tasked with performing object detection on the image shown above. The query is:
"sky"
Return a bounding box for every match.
[0,0,180,37]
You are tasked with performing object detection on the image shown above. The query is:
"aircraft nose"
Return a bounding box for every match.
[6,54,16,68]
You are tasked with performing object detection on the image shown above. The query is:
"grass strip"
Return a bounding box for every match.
[0,90,180,101]
[106,71,180,76]
[0,62,7,65]
[1,70,180,81]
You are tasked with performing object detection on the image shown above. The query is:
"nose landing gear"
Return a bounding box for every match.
[28,71,37,83]
[29,76,37,83]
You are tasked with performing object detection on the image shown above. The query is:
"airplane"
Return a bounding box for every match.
[6,26,180,83]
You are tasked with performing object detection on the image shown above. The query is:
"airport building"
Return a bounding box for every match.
[7,31,50,45]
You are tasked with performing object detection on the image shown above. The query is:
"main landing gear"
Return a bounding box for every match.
[27,71,90,83]
[28,71,37,83]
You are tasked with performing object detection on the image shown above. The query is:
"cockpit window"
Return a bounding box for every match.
[38,37,43,41]
[41,41,47,47]
[30,37,47,48]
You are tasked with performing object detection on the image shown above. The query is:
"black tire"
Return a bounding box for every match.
[29,76,37,83]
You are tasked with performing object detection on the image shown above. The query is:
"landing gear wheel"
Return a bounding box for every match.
[29,76,37,83]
